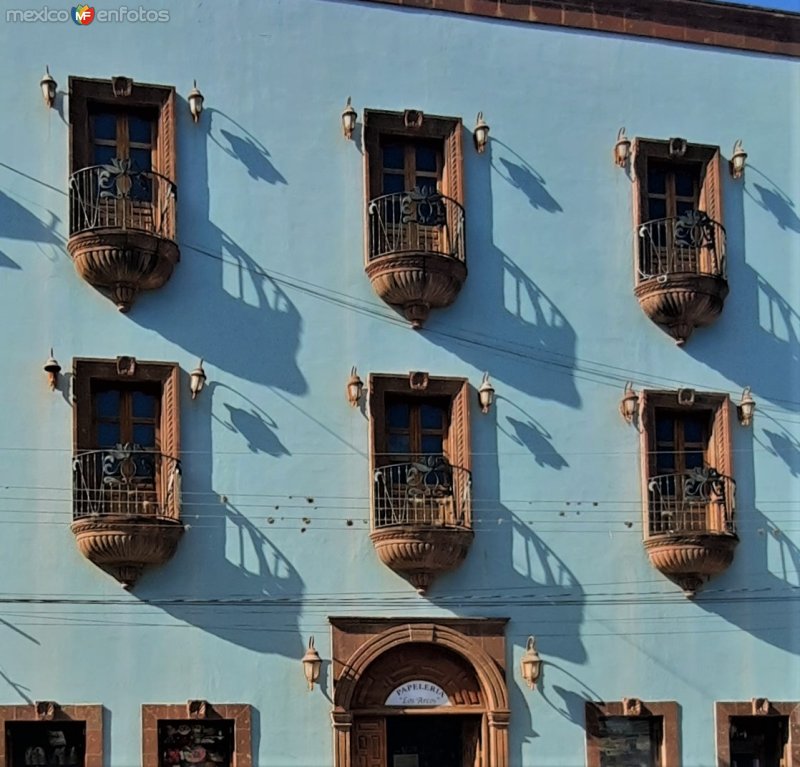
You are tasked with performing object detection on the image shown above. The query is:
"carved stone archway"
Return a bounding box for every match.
[330,619,509,767]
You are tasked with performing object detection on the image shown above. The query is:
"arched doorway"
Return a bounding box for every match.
[331,619,510,767]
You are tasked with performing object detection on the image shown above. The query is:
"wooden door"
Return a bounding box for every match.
[353,717,386,767]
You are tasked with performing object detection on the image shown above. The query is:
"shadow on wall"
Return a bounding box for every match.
[129,107,306,395]
[687,171,799,410]
[746,166,800,234]
[0,186,66,268]
[424,139,580,408]
[137,381,305,658]
[498,399,569,471]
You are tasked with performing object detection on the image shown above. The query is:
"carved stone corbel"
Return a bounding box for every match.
[623,697,643,716]
[35,701,58,720]
[409,371,429,391]
[752,697,771,715]
[187,700,210,719]
[116,356,137,376]
[111,76,133,97]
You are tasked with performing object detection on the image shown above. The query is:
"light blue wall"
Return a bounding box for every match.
[0,0,798,765]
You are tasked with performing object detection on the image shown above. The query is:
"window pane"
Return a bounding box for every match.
[132,391,157,418]
[648,198,667,220]
[421,435,443,455]
[683,416,705,444]
[416,144,438,173]
[685,451,704,470]
[92,112,116,141]
[656,451,675,474]
[129,147,152,173]
[95,390,120,418]
[675,170,696,198]
[382,173,405,195]
[647,168,666,195]
[676,200,694,217]
[133,424,156,447]
[655,415,674,443]
[97,422,120,448]
[388,434,410,455]
[420,404,445,429]
[387,402,410,428]
[128,115,153,144]
[382,144,404,170]
[93,143,117,167]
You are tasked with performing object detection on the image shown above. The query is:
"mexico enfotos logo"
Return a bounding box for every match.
[6,5,170,23]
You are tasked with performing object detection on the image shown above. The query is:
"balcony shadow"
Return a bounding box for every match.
[0,187,65,267]
[217,128,287,186]
[130,107,306,395]
[760,427,800,477]
[0,669,33,704]
[423,140,579,407]
[496,156,563,214]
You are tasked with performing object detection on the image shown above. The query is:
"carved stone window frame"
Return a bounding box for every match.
[715,700,800,767]
[639,390,733,537]
[631,139,723,280]
[69,77,177,183]
[0,703,103,767]
[141,703,252,767]
[369,373,471,522]
[73,357,181,460]
[585,700,680,767]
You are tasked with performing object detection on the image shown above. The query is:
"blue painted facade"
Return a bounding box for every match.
[0,1,798,765]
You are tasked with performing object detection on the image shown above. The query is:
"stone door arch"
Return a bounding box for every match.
[330,619,509,767]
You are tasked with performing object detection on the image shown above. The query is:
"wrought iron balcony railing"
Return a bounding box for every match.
[72,446,181,520]
[646,468,735,536]
[69,160,177,238]
[367,190,465,262]
[637,211,726,282]
[373,457,471,529]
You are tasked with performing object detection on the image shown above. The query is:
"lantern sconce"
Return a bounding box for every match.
[43,349,61,391]
[40,66,57,109]
[477,372,495,414]
[346,367,364,407]
[189,359,207,400]
[619,382,639,425]
[614,127,631,168]
[737,387,755,427]
[188,80,204,124]
[730,139,747,180]
[520,636,542,690]
[302,636,322,691]
[342,97,357,140]
[473,112,490,154]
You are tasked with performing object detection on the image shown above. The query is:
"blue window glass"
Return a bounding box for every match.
[92,113,116,141]
[648,198,667,220]
[416,145,437,173]
[128,116,152,144]
[132,391,156,418]
[382,173,405,195]
[676,200,694,217]
[133,424,156,447]
[382,144,404,170]
[675,170,696,198]
[97,422,120,448]
[388,434,410,455]
[95,390,120,418]
[387,403,410,428]
[420,404,444,429]
[129,147,152,173]
[684,417,705,444]
[647,168,666,195]
[421,435,443,455]
[415,176,437,195]
[93,143,117,167]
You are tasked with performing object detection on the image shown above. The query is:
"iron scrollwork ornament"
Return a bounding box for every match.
[102,443,156,486]
[401,187,447,227]
[673,210,716,250]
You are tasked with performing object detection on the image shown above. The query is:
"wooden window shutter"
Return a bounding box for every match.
[368,376,387,469]
[631,140,650,229]
[363,116,382,203]
[160,364,181,460]
[444,120,464,204]
[157,88,177,238]
[710,395,733,478]
[698,148,723,224]
[352,717,385,767]
[449,380,471,525]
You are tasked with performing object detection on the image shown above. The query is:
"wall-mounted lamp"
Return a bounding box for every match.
[43,349,61,391]
[301,636,322,691]
[619,382,639,425]
[730,139,747,180]
[473,112,490,154]
[40,66,57,109]
[346,367,364,407]
[189,359,207,400]
[478,372,495,414]
[342,97,357,140]
[520,636,542,690]
[614,127,631,168]
[188,80,204,123]
[737,387,755,427]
